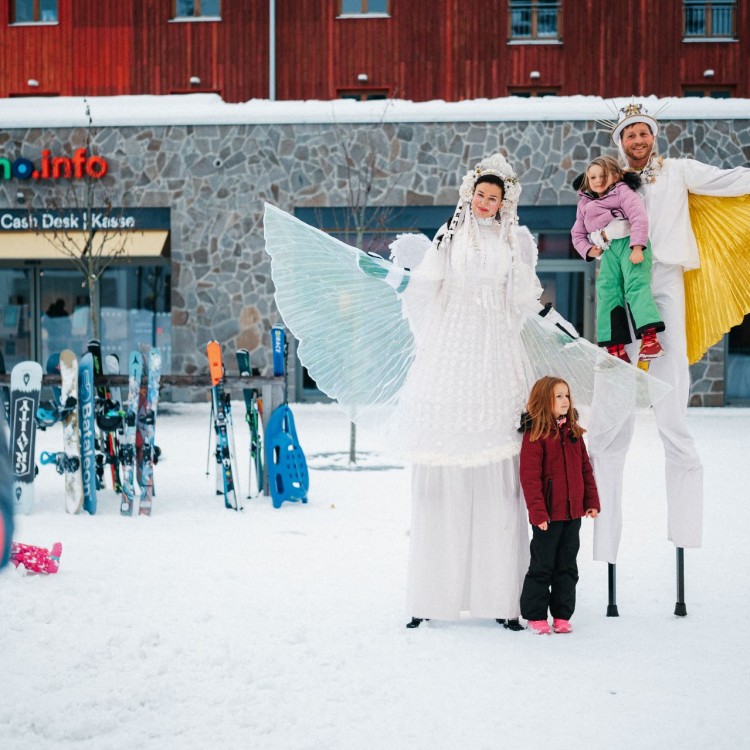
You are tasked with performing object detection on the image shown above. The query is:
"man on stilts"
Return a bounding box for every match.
[588,102,750,615]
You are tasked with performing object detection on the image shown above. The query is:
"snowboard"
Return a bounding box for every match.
[10,361,43,514]
[36,352,76,430]
[0,351,11,420]
[79,352,98,514]
[59,350,84,514]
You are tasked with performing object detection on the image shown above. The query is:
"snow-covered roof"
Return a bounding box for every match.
[1,94,749,128]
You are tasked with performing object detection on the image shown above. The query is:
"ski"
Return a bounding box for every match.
[79,352,98,514]
[137,347,161,516]
[102,353,124,492]
[236,348,264,497]
[10,361,43,515]
[207,340,240,511]
[59,350,83,514]
[120,351,144,516]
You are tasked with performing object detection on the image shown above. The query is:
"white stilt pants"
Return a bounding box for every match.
[590,262,704,563]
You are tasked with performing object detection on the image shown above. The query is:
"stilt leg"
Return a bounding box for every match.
[607,562,619,617]
[674,547,687,617]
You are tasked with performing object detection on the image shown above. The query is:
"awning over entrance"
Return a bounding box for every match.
[0,230,169,261]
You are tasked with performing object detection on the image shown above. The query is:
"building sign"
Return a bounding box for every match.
[0,207,171,232]
[0,148,108,181]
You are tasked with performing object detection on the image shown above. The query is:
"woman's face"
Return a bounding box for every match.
[471,182,503,219]
[551,383,570,419]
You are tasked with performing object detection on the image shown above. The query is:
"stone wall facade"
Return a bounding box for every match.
[2,116,748,403]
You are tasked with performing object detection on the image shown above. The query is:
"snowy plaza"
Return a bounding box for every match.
[2,402,748,749]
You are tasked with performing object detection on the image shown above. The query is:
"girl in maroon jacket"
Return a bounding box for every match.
[519,376,600,634]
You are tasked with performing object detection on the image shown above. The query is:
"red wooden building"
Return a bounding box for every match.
[1,1,747,102]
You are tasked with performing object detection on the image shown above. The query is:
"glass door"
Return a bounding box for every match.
[0,269,33,370]
[39,268,91,365]
[100,264,172,372]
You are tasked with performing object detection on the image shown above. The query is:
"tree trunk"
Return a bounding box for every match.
[349,420,357,464]
[88,275,100,340]
[348,225,367,465]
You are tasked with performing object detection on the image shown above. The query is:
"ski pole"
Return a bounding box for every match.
[674,547,687,617]
[205,400,214,477]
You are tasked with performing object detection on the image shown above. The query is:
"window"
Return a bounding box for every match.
[508,88,559,97]
[683,1,736,38]
[172,0,220,19]
[683,87,732,98]
[509,1,560,41]
[338,89,389,101]
[11,0,58,23]
[338,1,389,16]
[726,315,750,404]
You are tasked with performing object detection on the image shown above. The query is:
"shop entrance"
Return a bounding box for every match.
[0,207,171,374]
[0,263,171,373]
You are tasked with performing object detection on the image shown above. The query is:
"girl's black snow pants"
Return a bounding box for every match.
[520,518,581,621]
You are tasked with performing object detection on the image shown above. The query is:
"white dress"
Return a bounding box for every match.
[401,215,535,620]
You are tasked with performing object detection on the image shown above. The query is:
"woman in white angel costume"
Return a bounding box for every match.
[263,152,664,630]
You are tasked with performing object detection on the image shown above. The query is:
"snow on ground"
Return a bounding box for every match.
[1,403,748,749]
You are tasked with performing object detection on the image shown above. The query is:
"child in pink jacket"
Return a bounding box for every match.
[571,156,664,364]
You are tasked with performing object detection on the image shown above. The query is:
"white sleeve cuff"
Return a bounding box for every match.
[384,267,406,290]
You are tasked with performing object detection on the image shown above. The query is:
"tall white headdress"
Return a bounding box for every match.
[438,152,521,250]
[458,152,522,208]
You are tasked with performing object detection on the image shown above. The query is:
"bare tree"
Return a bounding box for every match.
[34,99,133,340]
[324,100,403,464]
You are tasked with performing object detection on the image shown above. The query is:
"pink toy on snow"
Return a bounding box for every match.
[10,542,63,574]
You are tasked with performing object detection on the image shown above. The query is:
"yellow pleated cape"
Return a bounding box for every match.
[684,193,750,364]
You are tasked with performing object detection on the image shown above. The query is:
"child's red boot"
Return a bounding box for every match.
[638,328,664,361]
[606,344,631,364]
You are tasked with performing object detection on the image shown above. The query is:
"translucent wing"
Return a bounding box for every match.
[263,204,415,423]
[520,313,671,414]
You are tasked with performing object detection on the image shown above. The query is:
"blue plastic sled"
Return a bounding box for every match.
[264,404,309,509]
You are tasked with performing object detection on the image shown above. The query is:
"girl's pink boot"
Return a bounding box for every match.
[552,618,572,634]
[527,620,551,635]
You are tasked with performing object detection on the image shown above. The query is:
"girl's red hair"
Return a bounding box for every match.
[525,376,585,442]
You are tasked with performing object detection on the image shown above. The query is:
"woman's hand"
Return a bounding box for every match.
[585,509,599,518]
[630,246,644,264]
[537,521,548,531]
[587,245,603,259]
